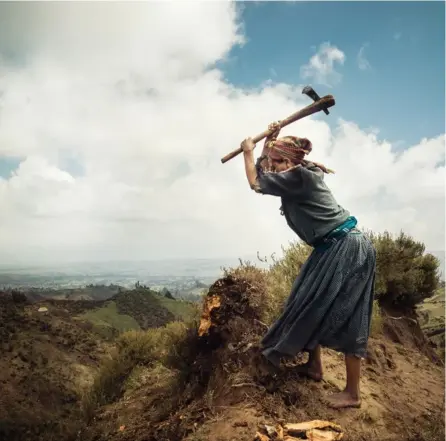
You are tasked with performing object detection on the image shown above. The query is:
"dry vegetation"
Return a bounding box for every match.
[0,231,442,441]
[78,230,444,441]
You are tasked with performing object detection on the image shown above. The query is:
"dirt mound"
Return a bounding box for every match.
[80,276,445,441]
[0,291,108,441]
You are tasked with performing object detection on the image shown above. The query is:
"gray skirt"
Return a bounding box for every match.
[262,231,376,366]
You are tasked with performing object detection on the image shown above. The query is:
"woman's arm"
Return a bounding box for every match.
[240,137,306,197]
[241,138,259,190]
[259,121,281,171]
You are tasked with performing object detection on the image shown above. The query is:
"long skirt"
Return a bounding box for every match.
[261,231,376,366]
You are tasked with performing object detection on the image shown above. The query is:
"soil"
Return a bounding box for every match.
[0,292,109,441]
[79,276,445,441]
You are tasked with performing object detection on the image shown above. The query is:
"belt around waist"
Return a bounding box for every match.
[313,216,359,252]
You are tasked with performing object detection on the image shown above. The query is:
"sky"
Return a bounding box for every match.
[0,1,444,267]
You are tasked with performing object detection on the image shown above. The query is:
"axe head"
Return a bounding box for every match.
[302,86,330,115]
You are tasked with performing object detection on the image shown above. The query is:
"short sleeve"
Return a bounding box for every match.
[254,165,308,197]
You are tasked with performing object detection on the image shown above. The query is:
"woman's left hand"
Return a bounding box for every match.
[241,137,255,153]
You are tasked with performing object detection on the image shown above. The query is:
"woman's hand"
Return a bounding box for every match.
[263,121,281,150]
[268,121,281,139]
[241,137,256,153]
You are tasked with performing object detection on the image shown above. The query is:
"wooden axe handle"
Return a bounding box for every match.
[220,94,335,164]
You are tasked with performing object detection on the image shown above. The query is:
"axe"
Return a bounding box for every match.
[220,86,334,164]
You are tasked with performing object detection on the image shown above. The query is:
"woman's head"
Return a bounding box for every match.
[267,136,334,174]
[267,136,312,172]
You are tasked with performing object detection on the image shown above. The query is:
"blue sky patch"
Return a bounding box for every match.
[221,1,445,148]
[0,156,21,178]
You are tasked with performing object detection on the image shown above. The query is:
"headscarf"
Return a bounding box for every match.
[267,136,334,174]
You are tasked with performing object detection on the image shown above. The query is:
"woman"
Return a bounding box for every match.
[240,123,376,409]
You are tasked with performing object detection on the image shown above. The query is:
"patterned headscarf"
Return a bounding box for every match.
[268,136,334,174]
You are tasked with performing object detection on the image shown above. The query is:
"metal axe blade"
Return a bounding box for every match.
[302,86,330,115]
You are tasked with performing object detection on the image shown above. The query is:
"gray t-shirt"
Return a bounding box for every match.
[254,162,350,246]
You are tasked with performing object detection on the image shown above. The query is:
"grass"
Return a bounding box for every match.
[79,301,140,337]
[370,300,384,336]
[156,295,199,323]
[82,321,193,418]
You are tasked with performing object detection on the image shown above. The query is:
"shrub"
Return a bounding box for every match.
[367,231,440,310]
[228,231,438,324]
[82,321,191,417]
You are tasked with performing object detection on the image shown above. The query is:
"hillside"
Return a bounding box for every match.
[77,287,198,339]
[1,240,443,441]
[79,274,445,441]
[417,287,445,360]
[0,287,197,441]
[2,284,124,302]
[0,291,108,441]
[11,285,199,340]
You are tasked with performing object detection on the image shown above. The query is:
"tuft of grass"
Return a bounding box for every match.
[124,362,176,396]
[370,300,384,337]
[82,321,191,418]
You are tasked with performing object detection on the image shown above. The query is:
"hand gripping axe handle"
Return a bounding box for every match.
[221,86,334,164]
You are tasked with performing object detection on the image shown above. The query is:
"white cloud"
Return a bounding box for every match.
[357,44,371,70]
[300,42,346,87]
[394,32,402,41]
[0,3,444,265]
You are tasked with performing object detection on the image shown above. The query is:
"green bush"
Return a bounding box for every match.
[367,231,440,310]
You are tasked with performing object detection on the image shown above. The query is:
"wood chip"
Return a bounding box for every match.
[285,420,343,435]
[307,428,343,441]
[265,425,277,437]
[255,431,271,441]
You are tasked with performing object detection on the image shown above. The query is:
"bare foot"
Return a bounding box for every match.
[326,390,361,409]
[294,362,323,382]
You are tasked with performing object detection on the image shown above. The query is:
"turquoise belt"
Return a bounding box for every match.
[313,216,359,252]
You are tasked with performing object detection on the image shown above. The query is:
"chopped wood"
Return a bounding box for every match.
[307,428,344,441]
[265,424,277,437]
[255,431,271,441]
[263,424,285,440]
[285,420,343,435]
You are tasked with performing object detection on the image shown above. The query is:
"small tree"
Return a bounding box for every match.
[367,231,440,310]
